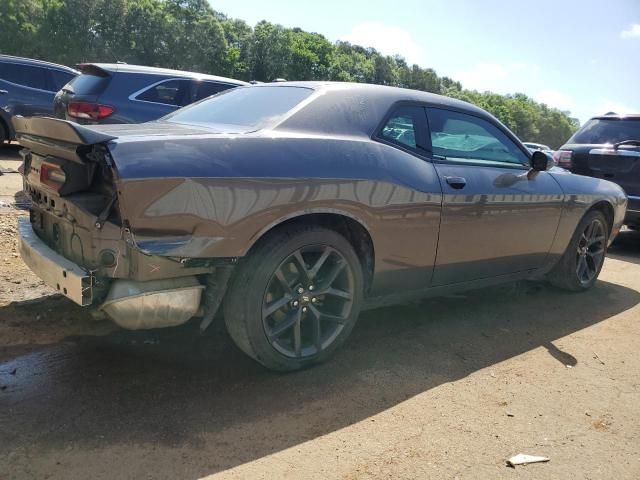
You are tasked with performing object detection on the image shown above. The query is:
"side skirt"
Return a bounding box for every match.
[363,269,540,311]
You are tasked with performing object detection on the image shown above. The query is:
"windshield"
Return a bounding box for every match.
[569,118,640,144]
[163,85,314,132]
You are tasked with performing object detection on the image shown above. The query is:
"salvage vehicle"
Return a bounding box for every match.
[554,113,640,230]
[14,82,627,371]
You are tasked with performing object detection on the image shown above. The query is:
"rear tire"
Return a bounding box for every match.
[224,225,364,371]
[548,210,608,291]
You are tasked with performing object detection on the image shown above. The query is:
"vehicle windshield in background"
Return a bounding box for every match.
[163,85,314,132]
[570,118,640,144]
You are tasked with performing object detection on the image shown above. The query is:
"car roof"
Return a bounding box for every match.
[253,81,505,137]
[269,81,489,115]
[80,63,249,85]
[0,54,79,74]
[590,113,640,120]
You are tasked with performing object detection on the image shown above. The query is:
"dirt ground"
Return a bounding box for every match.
[0,143,639,480]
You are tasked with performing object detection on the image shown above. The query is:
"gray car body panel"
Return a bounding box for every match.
[15,82,628,300]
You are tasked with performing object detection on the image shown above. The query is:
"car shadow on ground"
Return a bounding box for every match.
[1,275,639,477]
[0,142,21,161]
[609,229,640,265]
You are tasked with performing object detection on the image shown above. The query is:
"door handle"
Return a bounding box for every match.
[0,90,8,95]
[444,176,467,189]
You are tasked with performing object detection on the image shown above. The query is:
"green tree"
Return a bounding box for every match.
[0,0,578,146]
[248,21,291,81]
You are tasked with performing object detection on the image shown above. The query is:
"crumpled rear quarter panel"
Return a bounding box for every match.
[110,135,443,295]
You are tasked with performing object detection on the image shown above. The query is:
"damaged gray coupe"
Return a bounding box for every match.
[15,82,627,371]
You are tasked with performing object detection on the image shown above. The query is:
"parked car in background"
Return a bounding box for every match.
[15,82,627,371]
[0,55,78,143]
[53,63,249,124]
[523,142,551,152]
[555,113,640,229]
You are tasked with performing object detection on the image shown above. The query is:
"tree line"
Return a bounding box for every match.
[0,0,579,147]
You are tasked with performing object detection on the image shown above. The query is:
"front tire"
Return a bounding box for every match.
[224,225,364,371]
[548,210,608,291]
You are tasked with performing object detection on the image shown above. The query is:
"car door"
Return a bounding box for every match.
[426,107,564,286]
[0,62,54,117]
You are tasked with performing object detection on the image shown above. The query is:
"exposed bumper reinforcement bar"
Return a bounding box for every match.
[17,218,93,306]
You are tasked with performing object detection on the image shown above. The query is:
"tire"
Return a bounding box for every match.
[224,224,364,371]
[548,210,609,291]
[0,120,7,145]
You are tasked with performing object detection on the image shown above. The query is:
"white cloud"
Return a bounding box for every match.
[536,89,574,111]
[621,23,640,38]
[594,99,637,116]
[341,23,424,65]
[454,63,509,92]
[453,62,541,93]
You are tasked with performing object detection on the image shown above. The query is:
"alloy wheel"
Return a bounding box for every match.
[262,245,355,359]
[576,218,606,285]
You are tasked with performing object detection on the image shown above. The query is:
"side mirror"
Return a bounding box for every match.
[530,150,551,171]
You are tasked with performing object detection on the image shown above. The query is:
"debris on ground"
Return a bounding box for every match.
[507,454,550,467]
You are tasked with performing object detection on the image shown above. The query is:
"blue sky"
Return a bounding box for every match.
[210,0,640,124]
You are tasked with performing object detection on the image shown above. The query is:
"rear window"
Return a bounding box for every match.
[66,72,111,95]
[164,86,314,132]
[570,118,640,144]
[0,62,48,90]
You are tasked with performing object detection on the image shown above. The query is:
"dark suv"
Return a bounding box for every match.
[0,55,78,143]
[53,63,248,124]
[555,114,640,229]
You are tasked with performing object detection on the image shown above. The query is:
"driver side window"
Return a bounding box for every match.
[426,108,528,167]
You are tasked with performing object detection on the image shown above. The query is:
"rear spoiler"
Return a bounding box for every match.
[75,63,112,77]
[12,116,117,162]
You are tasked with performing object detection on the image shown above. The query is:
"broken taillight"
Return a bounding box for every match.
[67,101,115,121]
[40,163,67,190]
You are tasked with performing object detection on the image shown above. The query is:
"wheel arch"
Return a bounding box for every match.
[587,200,615,235]
[246,210,376,294]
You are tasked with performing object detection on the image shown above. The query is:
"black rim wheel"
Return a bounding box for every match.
[262,245,355,359]
[576,218,606,285]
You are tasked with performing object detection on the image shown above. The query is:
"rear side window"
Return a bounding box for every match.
[427,108,528,166]
[570,118,640,144]
[379,106,428,151]
[193,81,236,101]
[0,62,48,90]
[66,72,111,95]
[49,69,76,91]
[136,79,191,106]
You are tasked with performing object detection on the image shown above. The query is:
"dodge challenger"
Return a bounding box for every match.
[14,82,627,371]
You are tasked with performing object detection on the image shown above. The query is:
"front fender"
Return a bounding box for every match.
[547,170,627,260]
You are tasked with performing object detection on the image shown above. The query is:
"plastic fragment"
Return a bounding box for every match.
[507,454,550,467]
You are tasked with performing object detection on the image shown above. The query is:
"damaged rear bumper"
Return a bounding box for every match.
[18,218,207,329]
[18,217,94,306]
